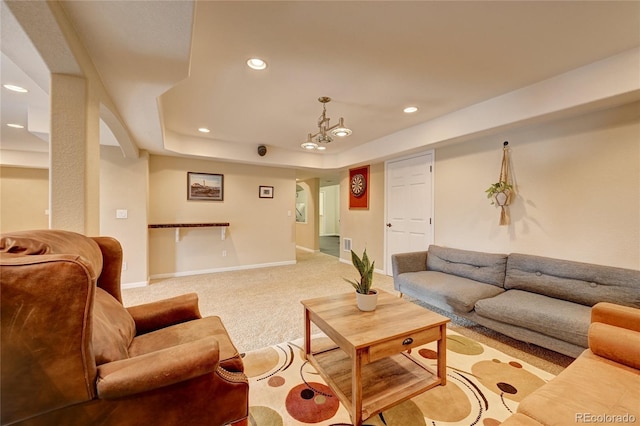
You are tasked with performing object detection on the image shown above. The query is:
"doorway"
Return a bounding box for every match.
[319,183,340,257]
[384,151,434,274]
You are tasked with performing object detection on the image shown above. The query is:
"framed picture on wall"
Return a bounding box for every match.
[349,165,369,209]
[187,172,224,201]
[259,186,274,198]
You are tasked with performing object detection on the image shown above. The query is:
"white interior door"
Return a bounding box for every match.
[385,151,434,274]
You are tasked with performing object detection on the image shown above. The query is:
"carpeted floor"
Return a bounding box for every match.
[244,331,556,425]
[122,250,572,375]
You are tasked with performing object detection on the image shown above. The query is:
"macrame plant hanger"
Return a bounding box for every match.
[496,141,511,226]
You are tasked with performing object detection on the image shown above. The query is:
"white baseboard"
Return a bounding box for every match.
[149,259,297,280]
[339,257,386,275]
[121,280,149,289]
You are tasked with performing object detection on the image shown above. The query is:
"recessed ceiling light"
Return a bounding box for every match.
[7,123,24,129]
[316,146,326,151]
[198,127,211,133]
[247,58,267,70]
[3,84,28,93]
[403,106,418,113]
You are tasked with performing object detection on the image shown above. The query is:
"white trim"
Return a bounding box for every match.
[121,280,148,289]
[339,256,385,276]
[296,245,319,253]
[148,259,297,280]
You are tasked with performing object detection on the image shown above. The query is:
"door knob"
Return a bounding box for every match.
[386,223,392,227]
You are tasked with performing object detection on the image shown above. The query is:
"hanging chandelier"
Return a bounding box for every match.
[300,97,352,151]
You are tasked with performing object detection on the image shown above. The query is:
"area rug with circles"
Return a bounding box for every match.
[241,330,556,425]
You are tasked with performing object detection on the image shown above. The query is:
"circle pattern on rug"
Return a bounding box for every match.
[242,346,280,378]
[367,399,427,425]
[418,348,437,359]
[410,379,472,422]
[245,333,556,425]
[472,359,546,402]
[249,406,283,425]
[447,334,485,355]
[285,382,339,423]
[268,376,285,387]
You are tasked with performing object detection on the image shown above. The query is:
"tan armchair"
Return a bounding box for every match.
[1,230,248,426]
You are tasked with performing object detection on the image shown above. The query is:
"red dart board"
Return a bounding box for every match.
[349,165,369,209]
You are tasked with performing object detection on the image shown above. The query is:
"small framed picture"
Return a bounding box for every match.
[188,172,224,201]
[259,186,274,198]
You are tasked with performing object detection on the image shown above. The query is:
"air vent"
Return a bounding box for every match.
[343,238,352,252]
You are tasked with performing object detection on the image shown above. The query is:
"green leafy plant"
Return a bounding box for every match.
[344,249,375,294]
[485,181,513,205]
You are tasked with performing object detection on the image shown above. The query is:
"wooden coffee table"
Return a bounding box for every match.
[301,289,450,425]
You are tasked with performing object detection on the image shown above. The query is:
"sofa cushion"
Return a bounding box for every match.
[505,253,640,308]
[128,315,244,372]
[396,270,504,313]
[474,290,590,347]
[516,350,640,425]
[93,288,136,365]
[426,245,507,287]
[0,230,103,281]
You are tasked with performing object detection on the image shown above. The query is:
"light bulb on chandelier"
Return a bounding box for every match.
[300,97,352,151]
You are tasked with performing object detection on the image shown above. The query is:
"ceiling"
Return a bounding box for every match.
[1,1,639,182]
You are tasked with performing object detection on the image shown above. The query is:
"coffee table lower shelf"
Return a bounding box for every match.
[307,346,441,421]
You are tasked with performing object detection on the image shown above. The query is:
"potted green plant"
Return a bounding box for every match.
[485,181,513,206]
[344,248,378,311]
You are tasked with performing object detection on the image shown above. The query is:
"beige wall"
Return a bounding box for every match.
[0,166,49,232]
[339,163,386,270]
[148,155,297,277]
[434,102,640,269]
[337,103,639,273]
[0,150,150,284]
[100,146,149,285]
[295,179,319,251]
[2,102,637,281]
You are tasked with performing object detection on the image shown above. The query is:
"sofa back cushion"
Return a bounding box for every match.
[426,245,508,287]
[505,253,640,308]
[93,288,136,365]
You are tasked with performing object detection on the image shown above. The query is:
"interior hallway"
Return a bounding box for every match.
[319,235,340,257]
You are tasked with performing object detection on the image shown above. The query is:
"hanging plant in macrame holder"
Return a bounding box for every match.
[485,142,514,226]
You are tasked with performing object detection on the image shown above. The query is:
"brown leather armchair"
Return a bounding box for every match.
[1,230,248,426]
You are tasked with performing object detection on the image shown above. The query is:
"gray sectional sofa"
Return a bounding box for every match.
[391,245,640,357]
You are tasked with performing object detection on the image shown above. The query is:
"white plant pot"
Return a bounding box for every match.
[494,190,511,207]
[356,289,378,311]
